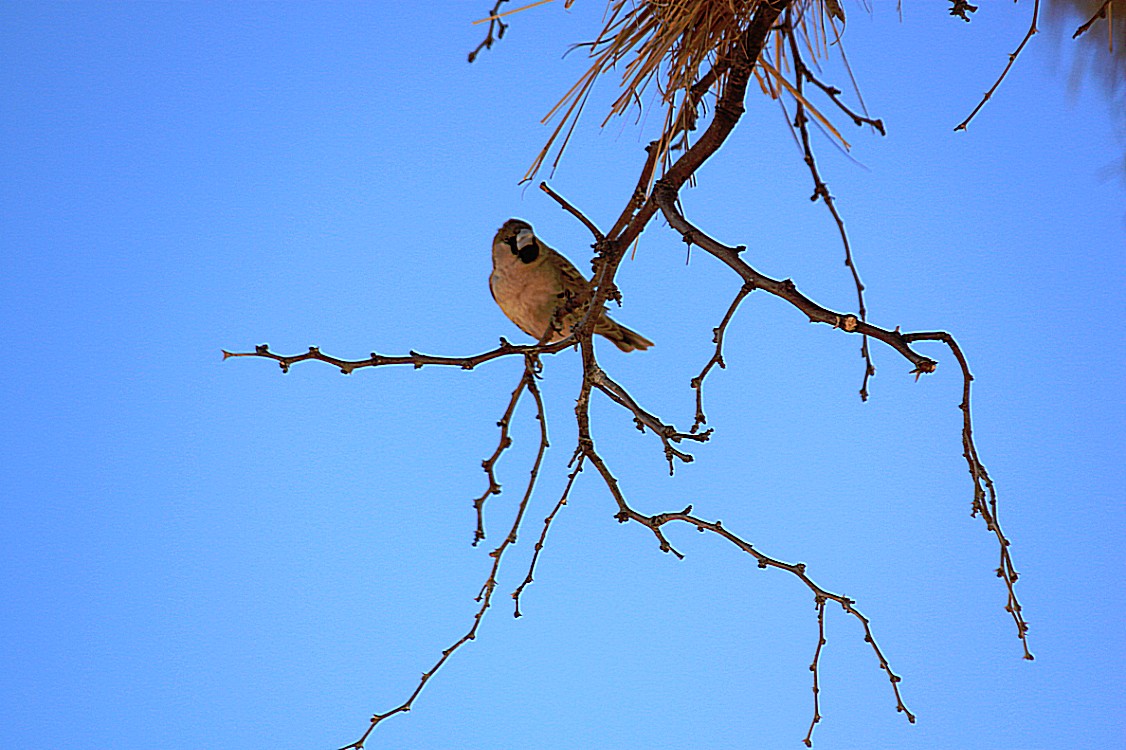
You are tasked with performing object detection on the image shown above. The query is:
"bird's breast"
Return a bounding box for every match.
[489,259,561,339]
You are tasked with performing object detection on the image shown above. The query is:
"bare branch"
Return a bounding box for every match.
[690,284,753,434]
[652,189,938,375]
[221,338,572,374]
[800,67,886,135]
[783,17,875,400]
[472,368,531,546]
[625,503,916,727]
[338,357,550,750]
[1073,0,1114,39]
[955,0,1041,131]
[512,451,584,617]
[901,331,1034,660]
[540,181,604,241]
[468,0,511,63]
[802,597,827,747]
[589,364,711,474]
[579,435,916,729]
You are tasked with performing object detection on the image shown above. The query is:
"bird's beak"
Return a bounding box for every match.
[515,229,536,251]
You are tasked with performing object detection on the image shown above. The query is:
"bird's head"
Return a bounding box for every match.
[494,218,540,264]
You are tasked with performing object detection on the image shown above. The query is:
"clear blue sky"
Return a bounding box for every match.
[2,3,1123,749]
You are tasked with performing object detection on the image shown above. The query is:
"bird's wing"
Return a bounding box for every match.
[551,247,592,304]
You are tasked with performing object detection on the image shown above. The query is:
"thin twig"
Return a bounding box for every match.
[800,62,885,135]
[540,182,604,241]
[468,0,511,63]
[802,597,827,747]
[784,17,875,401]
[590,364,711,473]
[608,140,661,240]
[472,370,531,545]
[954,0,1041,131]
[1072,0,1113,39]
[577,429,916,725]
[625,504,915,725]
[690,284,753,433]
[512,451,584,617]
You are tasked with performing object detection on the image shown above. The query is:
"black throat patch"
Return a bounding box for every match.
[507,236,539,264]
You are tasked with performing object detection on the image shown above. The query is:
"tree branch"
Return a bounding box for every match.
[512,451,584,617]
[901,330,1034,660]
[221,337,572,374]
[467,0,511,63]
[803,598,827,747]
[472,367,531,546]
[690,284,753,434]
[540,181,604,241]
[589,363,711,474]
[339,356,550,750]
[653,190,938,374]
[783,16,875,400]
[621,502,916,732]
[954,0,1041,131]
[1072,0,1114,39]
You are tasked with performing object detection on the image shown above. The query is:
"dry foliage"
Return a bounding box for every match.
[528,0,856,181]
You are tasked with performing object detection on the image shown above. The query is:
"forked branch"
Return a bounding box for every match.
[690,284,753,433]
[339,354,550,750]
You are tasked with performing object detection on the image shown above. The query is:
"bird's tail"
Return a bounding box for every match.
[597,318,653,353]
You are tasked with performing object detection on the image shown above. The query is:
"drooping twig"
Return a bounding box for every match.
[472,370,531,545]
[623,502,915,726]
[690,284,753,433]
[902,331,1033,660]
[512,451,584,617]
[954,0,1041,131]
[573,397,915,730]
[338,355,550,750]
[803,597,828,747]
[783,16,875,401]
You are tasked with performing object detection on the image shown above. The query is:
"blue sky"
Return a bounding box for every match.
[1,2,1123,749]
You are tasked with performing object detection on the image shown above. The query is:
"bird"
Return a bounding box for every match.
[490,218,653,353]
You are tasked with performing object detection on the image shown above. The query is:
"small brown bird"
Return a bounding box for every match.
[489,218,653,352]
